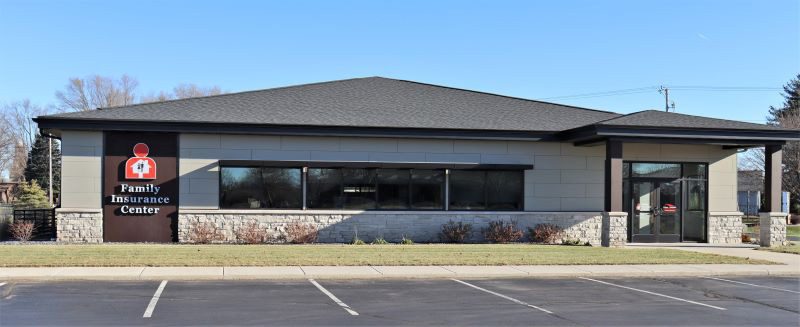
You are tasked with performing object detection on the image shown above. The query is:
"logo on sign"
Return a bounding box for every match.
[125,143,157,179]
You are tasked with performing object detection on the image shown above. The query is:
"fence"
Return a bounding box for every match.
[738,190,792,218]
[0,205,12,240]
[12,208,56,241]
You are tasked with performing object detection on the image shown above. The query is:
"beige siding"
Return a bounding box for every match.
[177,135,738,213]
[179,134,609,211]
[60,131,102,208]
[623,143,738,212]
[524,143,605,211]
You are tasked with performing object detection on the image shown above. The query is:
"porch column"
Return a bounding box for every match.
[760,144,787,247]
[602,139,627,247]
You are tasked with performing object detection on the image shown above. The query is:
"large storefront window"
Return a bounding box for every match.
[449,170,523,211]
[220,167,302,209]
[307,168,446,210]
[222,166,521,211]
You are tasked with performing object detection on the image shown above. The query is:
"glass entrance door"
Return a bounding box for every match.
[630,180,681,242]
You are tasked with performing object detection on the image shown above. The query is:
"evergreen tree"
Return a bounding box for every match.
[768,74,800,124]
[13,180,51,209]
[768,74,800,213]
[23,134,61,201]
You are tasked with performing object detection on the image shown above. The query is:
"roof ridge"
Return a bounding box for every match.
[603,109,774,128]
[92,76,377,112]
[382,77,620,115]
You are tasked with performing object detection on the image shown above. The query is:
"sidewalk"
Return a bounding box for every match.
[1,247,796,281]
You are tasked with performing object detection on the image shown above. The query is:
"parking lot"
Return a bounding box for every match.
[1,276,798,326]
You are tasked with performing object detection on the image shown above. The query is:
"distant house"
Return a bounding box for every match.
[737,170,763,216]
[0,182,17,204]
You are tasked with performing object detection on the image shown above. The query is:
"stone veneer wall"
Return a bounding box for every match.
[601,212,627,247]
[759,212,788,247]
[178,211,604,245]
[56,208,103,243]
[707,212,744,244]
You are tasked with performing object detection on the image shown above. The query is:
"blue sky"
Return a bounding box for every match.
[1,0,798,123]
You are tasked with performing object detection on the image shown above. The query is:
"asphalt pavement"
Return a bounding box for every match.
[1,276,798,326]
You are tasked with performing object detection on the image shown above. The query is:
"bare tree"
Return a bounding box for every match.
[55,74,139,111]
[140,83,223,103]
[777,111,800,203]
[0,100,48,181]
[173,84,222,99]
[742,109,800,207]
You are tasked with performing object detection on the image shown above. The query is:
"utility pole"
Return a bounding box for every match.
[48,136,53,205]
[658,86,676,112]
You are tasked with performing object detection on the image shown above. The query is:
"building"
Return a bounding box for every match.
[34,77,800,246]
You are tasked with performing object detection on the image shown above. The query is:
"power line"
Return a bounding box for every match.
[536,86,658,100]
[537,85,782,100]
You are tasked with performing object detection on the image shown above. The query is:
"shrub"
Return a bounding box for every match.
[440,220,472,243]
[560,238,584,246]
[371,237,389,245]
[400,235,414,245]
[741,233,752,243]
[351,237,366,245]
[234,221,270,244]
[13,181,51,209]
[10,221,36,242]
[482,220,524,243]
[284,222,318,244]
[529,223,565,244]
[790,213,799,225]
[188,221,224,244]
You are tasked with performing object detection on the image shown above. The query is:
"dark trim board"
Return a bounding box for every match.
[563,125,799,146]
[37,117,799,145]
[34,118,549,141]
[219,160,533,170]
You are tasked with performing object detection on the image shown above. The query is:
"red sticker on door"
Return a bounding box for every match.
[662,203,677,213]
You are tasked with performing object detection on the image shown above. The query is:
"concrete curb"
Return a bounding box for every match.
[0,264,797,281]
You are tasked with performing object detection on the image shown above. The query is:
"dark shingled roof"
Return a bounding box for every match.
[39,77,621,132]
[39,77,797,139]
[597,110,784,131]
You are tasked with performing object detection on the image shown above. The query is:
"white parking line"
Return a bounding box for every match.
[143,280,168,318]
[0,282,6,287]
[579,277,726,311]
[308,279,359,316]
[703,277,800,294]
[451,279,554,314]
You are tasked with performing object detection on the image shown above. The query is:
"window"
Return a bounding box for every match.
[222,165,522,211]
[486,171,524,210]
[342,169,376,209]
[307,168,341,209]
[631,163,680,178]
[449,170,523,211]
[220,167,302,209]
[449,170,487,210]
[683,163,707,179]
[377,169,410,209]
[410,169,444,209]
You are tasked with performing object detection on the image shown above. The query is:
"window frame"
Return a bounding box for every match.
[219,163,525,212]
[219,165,304,210]
[448,169,525,211]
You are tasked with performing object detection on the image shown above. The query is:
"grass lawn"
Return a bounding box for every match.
[787,225,800,238]
[0,244,774,267]
[758,243,800,255]
[745,225,800,238]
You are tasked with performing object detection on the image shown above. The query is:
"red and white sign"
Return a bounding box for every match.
[125,143,157,179]
[662,203,677,214]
